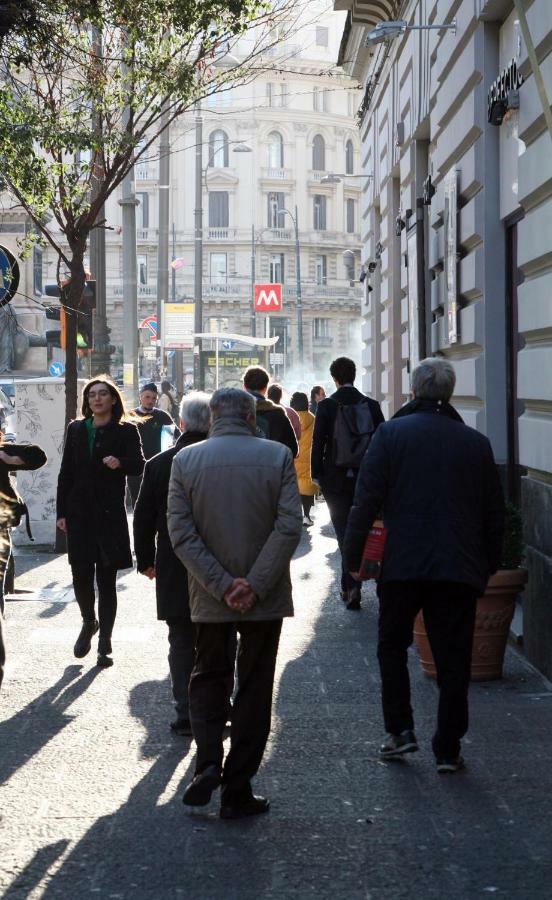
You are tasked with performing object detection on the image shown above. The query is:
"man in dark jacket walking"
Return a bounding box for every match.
[128,383,177,506]
[343,358,505,772]
[311,356,384,609]
[243,366,298,457]
[133,392,211,735]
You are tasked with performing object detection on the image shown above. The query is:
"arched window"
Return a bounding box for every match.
[312,134,325,171]
[208,130,229,167]
[345,139,354,174]
[268,131,284,169]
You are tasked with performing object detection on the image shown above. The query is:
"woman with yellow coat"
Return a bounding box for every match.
[290,392,318,527]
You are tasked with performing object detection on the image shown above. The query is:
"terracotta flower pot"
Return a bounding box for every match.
[413,568,528,682]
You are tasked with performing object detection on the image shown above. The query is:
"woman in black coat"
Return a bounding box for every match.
[0,434,47,689]
[56,377,144,667]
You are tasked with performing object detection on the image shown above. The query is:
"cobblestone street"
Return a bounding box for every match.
[1,505,551,899]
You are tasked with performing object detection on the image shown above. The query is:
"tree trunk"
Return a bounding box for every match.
[63,254,86,432]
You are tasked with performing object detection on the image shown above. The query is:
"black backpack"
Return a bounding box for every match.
[332,399,375,469]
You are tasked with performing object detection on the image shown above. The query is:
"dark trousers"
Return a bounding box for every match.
[0,527,12,616]
[189,619,282,798]
[377,580,478,759]
[166,617,195,718]
[0,607,5,690]
[71,561,118,640]
[300,495,314,518]
[323,483,361,592]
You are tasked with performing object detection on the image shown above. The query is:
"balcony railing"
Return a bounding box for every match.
[264,228,292,240]
[135,166,158,181]
[261,167,293,181]
[309,170,327,182]
[207,227,239,240]
[312,335,333,346]
[137,228,159,241]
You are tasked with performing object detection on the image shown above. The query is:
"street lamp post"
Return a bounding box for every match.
[232,142,257,338]
[277,206,303,372]
[193,106,204,389]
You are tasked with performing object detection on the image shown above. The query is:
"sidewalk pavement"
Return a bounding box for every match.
[1,504,551,899]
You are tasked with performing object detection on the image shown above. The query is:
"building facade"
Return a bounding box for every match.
[337,0,552,677]
[97,3,363,387]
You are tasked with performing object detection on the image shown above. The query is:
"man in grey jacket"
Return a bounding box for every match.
[168,388,302,819]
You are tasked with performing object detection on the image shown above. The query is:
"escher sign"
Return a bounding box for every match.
[254,283,282,313]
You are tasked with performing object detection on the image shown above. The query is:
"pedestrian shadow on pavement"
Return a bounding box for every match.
[38,603,68,619]
[3,839,69,900]
[0,665,100,788]
[37,677,198,899]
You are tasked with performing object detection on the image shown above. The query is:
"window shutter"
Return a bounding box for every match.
[277,192,285,228]
[142,192,149,228]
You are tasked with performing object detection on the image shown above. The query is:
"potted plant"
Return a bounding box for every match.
[414,503,528,681]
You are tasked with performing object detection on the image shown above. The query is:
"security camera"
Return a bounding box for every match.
[367,261,377,274]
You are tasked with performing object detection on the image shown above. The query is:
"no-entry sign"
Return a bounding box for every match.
[254,283,282,312]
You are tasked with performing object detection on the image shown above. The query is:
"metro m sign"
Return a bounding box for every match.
[254,283,282,313]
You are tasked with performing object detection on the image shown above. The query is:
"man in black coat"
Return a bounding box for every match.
[128,383,178,506]
[133,392,211,735]
[311,356,384,609]
[343,358,505,772]
[243,366,298,457]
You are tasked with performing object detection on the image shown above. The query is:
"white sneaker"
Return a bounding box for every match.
[302,515,313,527]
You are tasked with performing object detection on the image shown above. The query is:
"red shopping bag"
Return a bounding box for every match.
[359,521,388,580]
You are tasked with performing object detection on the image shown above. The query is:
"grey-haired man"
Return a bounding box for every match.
[344,358,505,773]
[168,388,302,819]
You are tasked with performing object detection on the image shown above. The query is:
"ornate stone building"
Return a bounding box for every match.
[100,2,364,384]
[338,0,552,677]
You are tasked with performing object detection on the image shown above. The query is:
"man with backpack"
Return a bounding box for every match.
[311,357,384,609]
[243,366,298,457]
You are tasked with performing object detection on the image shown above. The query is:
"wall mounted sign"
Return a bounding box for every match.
[444,169,459,346]
[487,57,524,123]
[407,229,420,371]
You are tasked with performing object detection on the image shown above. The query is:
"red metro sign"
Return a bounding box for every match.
[254,283,282,313]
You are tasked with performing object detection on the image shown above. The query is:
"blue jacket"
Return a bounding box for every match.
[343,401,505,594]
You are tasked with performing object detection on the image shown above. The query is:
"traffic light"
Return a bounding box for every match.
[77,279,96,351]
[45,305,66,350]
[43,279,96,351]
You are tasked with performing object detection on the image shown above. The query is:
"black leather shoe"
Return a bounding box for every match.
[97,653,114,668]
[182,764,221,806]
[346,587,361,610]
[170,717,193,736]
[379,730,419,759]
[220,795,270,820]
[74,619,99,658]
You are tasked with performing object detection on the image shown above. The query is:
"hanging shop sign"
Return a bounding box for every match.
[487,57,523,125]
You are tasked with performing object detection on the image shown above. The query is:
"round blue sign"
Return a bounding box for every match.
[49,361,64,377]
[0,245,20,307]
